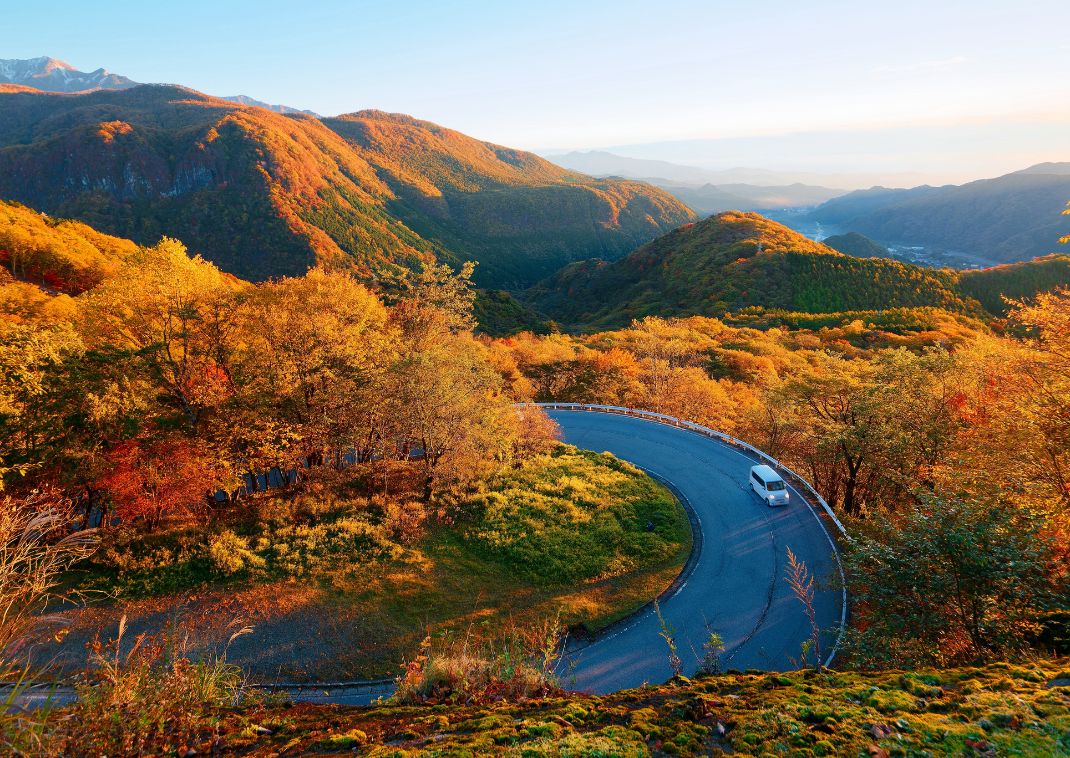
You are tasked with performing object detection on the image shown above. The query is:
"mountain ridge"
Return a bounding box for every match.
[808,165,1070,263]
[0,83,694,286]
[0,56,137,93]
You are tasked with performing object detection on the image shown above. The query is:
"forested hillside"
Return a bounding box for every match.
[0,200,137,292]
[958,253,1070,314]
[822,231,890,258]
[0,86,692,287]
[526,211,1070,330]
[526,212,981,328]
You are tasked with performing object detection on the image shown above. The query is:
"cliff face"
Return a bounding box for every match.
[0,87,693,286]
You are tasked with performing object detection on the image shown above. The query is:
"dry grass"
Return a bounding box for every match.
[49,618,251,756]
[394,614,565,704]
[0,489,97,754]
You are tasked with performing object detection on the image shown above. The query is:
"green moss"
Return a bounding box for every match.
[312,728,368,749]
[864,688,918,714]
[95,660,1070,756]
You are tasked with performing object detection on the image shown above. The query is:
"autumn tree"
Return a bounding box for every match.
[388,261,518,499]
[231,268,395,475]
[1010,287,1070,510]
[96,435,225,530]
[0,322,83,487]
[78,239,236,433]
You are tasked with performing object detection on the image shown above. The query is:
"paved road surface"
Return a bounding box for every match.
[11,409,844,709]
[548,409,842,694]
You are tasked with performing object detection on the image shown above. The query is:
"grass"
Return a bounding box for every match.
[49,659,1067,755]
[47,446,692,681]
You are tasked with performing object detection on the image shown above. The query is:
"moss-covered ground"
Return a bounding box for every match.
[194,661,1069,755]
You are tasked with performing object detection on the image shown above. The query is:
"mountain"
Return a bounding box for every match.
[808,165,1070,263]
[822,232,890,258]
[220,95,320,117]
[0,56,136,93]
[1,56,318,117]
[0,85,693,287]
[526,212,979,329]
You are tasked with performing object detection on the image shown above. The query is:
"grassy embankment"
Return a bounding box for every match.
[54,446,691,680]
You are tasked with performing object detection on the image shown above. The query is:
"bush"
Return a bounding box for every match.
[88,492,413,595]
[48,618,251,755]
[208,530,265,576]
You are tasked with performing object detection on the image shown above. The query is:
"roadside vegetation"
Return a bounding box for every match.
[491,290,1070,667]
[51,444,688,680]
[1,199,1070,754]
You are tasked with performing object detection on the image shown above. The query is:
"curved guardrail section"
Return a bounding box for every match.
[530,402,849,668]
[528,403,848,536]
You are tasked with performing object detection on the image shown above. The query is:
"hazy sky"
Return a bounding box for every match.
[4,0,1069,181]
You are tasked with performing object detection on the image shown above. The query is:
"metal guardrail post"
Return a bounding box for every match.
[526,401,851,668]
[524,402,848,538]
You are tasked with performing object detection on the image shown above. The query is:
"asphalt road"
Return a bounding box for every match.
[548,409,844,694]
[11,409,844,710]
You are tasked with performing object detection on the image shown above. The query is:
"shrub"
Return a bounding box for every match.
[394,615,565,705]
[51,617,250,755]
[208,530,265,576]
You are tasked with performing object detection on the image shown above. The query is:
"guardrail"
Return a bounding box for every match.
[532,402,850,669]
[527,402,848,538]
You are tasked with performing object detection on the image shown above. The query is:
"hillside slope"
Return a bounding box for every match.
[0,86,692,286]
[527,212,981,328]
[809,166,1070,263]
[0,199,138,292]
[958,254,1070,315]
[323,110,695,286]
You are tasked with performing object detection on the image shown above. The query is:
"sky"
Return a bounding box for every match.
[3,0,1069,183]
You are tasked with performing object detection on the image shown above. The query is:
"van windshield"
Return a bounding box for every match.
[766,480,786,491]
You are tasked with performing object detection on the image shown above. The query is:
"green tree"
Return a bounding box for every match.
[845,494,1055,666]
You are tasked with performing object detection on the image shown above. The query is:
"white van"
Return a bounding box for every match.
[750,465,790,507]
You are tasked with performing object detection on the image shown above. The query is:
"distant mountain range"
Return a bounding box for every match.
[544,150,849,214]
[0,56,136,93]
[216,94,320,117]
[807,164,1070,264]
[524,212,1070,329]
[0,57,317,116]
[0,82,692,287]
[545,150,934,191]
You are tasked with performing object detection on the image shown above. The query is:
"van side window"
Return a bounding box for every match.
[751,472,763,486]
